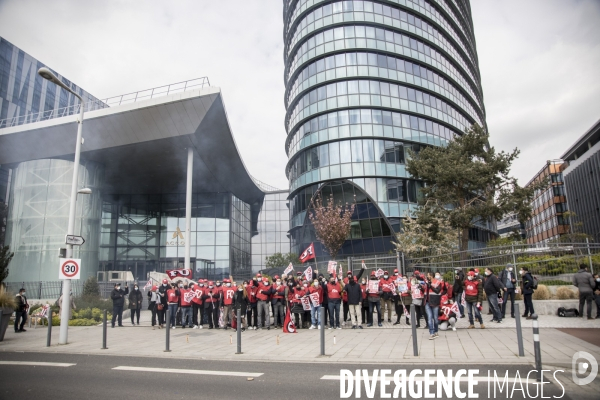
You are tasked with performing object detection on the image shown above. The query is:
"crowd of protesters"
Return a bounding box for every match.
[139,262,599,339]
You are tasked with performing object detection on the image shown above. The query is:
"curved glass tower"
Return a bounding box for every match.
[283,0,489,257]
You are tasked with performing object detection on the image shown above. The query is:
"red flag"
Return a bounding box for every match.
[299,243,315,263]
[166,269,193,280]
[283,306,296,333]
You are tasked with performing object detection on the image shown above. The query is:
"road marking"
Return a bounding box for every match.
[0,361,75,367]
[321,375,522,382]
[113,366,263,377]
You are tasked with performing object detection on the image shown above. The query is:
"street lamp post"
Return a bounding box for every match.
[38,67,86,345]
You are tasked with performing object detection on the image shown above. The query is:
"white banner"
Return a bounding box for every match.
[309,292,320,307]
[284,263,294,276]
[301,296,312,310]
[303,266,313,281]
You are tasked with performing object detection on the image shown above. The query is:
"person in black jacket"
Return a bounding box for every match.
[484,268,505,324]
[499,264,517,318]
[14,288,29,333]
[110,282,129,328]
[233,283,248,331]
[593,274,600,319]
[128,283,143,325]
[520,267,536,319]
[157,279,168,328]
[343,265,365,328]
[452,268,465,318]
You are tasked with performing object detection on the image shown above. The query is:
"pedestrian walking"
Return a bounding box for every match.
[520,267,536,319]
[128,283,143,325]
[14,288,29,333]
[499,264,517,318]
[483,267,505,324]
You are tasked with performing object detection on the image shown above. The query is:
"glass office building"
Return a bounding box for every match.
[283,0,491,257]
[251,190,291,271]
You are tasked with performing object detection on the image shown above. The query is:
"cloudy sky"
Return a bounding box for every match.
[1,0,599,189]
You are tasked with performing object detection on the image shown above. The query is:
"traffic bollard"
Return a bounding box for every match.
[514,303,524,357]
[46,314,52,347]
[532,314,541,382]
[320,306,325,356]
[236,308,242,354]
[410,306,418,356]
[101,309,108,350]
[165,309,171,352]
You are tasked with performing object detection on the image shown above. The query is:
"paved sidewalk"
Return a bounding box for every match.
[2,311,599,367]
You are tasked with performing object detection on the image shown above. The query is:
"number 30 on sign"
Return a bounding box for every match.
[59,258,81,280]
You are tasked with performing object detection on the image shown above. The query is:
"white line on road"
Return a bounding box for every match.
[321,375,522,383]
[0,361,76,367]
[113,366,263,377]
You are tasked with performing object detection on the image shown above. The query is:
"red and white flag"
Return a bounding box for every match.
[183,290,196,304]
[303,266,313,281]
[284,263,294,276]
[449,302,460,316]
[327,261,337,275]
[301,296,312,311]
[218,308,224,328]
[309,292,320,307]
[375,268,385,278]
[166,269,193,280]
[299,243,316,263]
[143,279,153,290]
[283,306,296,333]
[461,291,466,307]
[338,264,343,278]
[403,306,410,318]
[39,304,50,318]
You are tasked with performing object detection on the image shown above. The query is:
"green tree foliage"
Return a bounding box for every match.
[406,124,543,254]
[0,245,14,285]
[265,252,299,269]
[82,276,100,297]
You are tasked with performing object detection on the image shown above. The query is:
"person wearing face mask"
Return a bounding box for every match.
[380,270,396,323]
[246,276,259,330]
[438,295,457,332]
[593,274,600,318]
[256,277,273,330]
[520,267,536,319]
[424,272,443,339]
[326,275,343,329]
[411,271,427,329]
[201,281,220,329]
[483,267,505,324]
[14,288,29,333]
[148,285,161,329]
[290,282,306,328]
[344,264,366,328]
[463,271,484,329]
[499,264,517,319]
[166,282,181,329]
[157,279,169,328]
[190,281,204,329]
[394,274,412,326]
[308,278,323,329]
[318,273,330,327]
[220,278,236,329]
[366,271,384,327]
[179,282,195,329]
[272,277,286,329]
[233,282,248,331]
[341,271,353,326]
[452,268,465,318]
[360,277,369,325]
[110,282,129,328]
[128,283,144,326]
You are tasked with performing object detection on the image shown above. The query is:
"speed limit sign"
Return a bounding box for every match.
[59,258,81,280]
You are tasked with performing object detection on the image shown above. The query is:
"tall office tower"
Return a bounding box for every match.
[283,0,490,258]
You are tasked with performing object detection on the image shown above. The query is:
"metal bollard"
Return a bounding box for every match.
[320,306,325,356]
[101,309,108,350]
[46,314,52,347]
[410,306,418,356]
[531,314,541,381]
[236,308,242,354]
[514,303,524,357]
[165,309,171,352]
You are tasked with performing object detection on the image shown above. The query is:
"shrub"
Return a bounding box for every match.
[69,318,98,326]
[28,303,42,315]
[74,295,111,311]
[82,276,100,297]
[532,284,551,300]
[0,291,16,309]
[542,280,573,286]
[555,286,577,300]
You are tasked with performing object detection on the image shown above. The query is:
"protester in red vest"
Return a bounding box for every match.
[438,295,457,331]
[326,275,343,329]
[179,283,194,329]
[221,278,236,329]
[256,277,273,330]
[190,281,204,329]
[290,281,306,329]
[394,274,412,326]
[360,276,369,325]
[201,281,221,329]
[463,271,484,329]
[272,277,286,329]
[166,282,180,329]
[379,271,397,323]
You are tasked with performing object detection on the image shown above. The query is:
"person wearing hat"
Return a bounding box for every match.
[157,279,169,328]
[256,277,273,330]
[499,264,517,319]
[366,271,383,327]
[246,277,259,330]
[110,282,129,328]
[190,280,204,329]
[463,271,484,329]
[380,270,396,323]
[148,285,161,329]
[326,274,343,329]
[438,295,457,332]
[201,281,220,329]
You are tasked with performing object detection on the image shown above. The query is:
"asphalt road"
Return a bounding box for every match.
[0,352,582,399]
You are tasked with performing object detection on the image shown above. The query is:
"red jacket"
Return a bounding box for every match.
[167,288,179,304]
[326,282,343,300]
[179,288,193,307]
[222,286,235,305]
[379,277,397,293]
[202,287,220,303]
[342,277,351,302]
[256,282,273,301]
[399,279,412,298]
[292,287,306,303]
[272,284,286,300]
[360,284,367,300]
[308,285,323,305]
[191,286,204,305]
[247,284,259,304]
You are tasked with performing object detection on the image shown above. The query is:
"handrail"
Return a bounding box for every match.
[0,76,211,129]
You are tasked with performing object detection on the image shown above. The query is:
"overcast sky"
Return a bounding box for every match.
[1,0,598,189]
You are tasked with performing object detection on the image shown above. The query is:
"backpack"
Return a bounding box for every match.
[531,276,539,290]
[557,307,579,317]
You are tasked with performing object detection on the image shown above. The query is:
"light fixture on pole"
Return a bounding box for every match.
[38,67,86,345]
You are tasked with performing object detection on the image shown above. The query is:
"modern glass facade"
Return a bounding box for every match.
[283,0,489,258]
[251,190,291,272]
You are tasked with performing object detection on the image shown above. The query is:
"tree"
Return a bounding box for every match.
[82,276,100,297]
[265,252,299,269]
[309,193,355,260]
[0,245,14,286]
[406,124,543,255]
[393,199,458,256]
